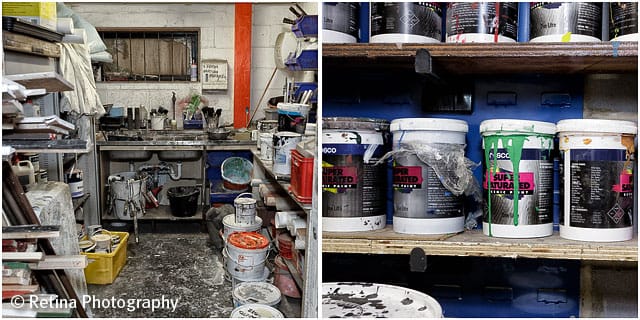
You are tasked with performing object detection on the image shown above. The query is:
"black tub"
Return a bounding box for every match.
[167,186,199,217]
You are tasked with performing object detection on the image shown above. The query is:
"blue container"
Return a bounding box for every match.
[285,49,318,71]
[292,15,318,38]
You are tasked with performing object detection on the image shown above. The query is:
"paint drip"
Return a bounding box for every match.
[446,2,518,43]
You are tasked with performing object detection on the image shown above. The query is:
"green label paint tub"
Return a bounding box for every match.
[480,119,556,238]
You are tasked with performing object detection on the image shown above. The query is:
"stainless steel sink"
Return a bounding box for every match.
[109,150,154,161]
[157,150,202,161]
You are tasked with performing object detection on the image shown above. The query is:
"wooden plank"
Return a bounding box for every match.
[159,39,173,75]
[30,255,88,270]
[172,40,187,75]
[102,38,116,72]
[2,31,60,58]
[130,38,145,76]
[116,38,131,74]
[144,38,159,75]
[2,251,44,261]
[323,227,638,262]
[4,72,74,92]
[2,225,60,239]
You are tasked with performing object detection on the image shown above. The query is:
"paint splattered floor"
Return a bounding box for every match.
[87,232,301,318]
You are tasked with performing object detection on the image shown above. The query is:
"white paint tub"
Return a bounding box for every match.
[557,119,637,242]
[390,118,469,235]
[530,2,602,42]
[322,282,443,318]
[370,3,442,43]
[234,193,257,225]
[230,304,284,318]
[323,2,359,43]
[232,282,281,308]
[222,214,262,241]
[225,232,270,281]
[480,119,556,238]
[272,132,302,176]
[259,132,274,161]
[446,2,518,43]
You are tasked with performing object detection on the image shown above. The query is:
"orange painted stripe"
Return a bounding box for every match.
[234,3,252,129]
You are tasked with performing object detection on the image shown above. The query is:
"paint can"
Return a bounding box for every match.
[272,132,302,176]
[230,266,269,288]
[530,2,602,42]
[276,103,310,134]
[108,172,146,220]
[370,2,443,43]
[323,2,360,43]
[225,232,270,281]
[446,2,518,43]
[234,193,257,224]
[23,153,40,171]
[322,282,443,318]
[390,118,469,234]
[65,169,84,198]
[232,282,281,308]
[557,119,637,242]
[322,117,390,232]
[222,214,262,241]
[256,120,278,150]
[37,169,48,183]
[480,119,556,238]
[259,133,274,161]
[610,2,638,41]
[230,304,284,318]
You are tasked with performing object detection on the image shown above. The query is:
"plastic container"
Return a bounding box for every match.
[12,160,35,187]
[82,231,129,284]
[274,254,301,298]
[167,186,199,217]
[446,2,518,43]
[276,103,310,134]
[557,119,637,242]
[234,193,257,224]
[322,117,390,232]
[390,118,469,235]
[480,119,556,238]
[230,304,284,318]
[222,214,262,241]
[108,172,146,220]
[225,232,270,281]
[65,169,84,198]
[259,133,274,161]
[609,2,638,41]
[272,132,302,176]
[290,149,314,204]
[322,282,443,318]
[256,120,278,150]
[370,2,443,43]
[232,282,281,308]
[323,2,359,43]
[530,3,602,42]
[221,157,253,191]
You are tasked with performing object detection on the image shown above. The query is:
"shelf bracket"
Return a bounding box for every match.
[409,247,428,272]
[414,49,443,84]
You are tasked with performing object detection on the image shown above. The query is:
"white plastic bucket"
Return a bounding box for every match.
[480,119,556,238]
[272,132,302,176]
[323,282,443,318]
[370,3,442,43]
[446,2,518,43]
[225,232,270,281]
[230,304,284,318]
[390,118,469,235]
[557,119,637,242]
[259,133,274,161]
[256,120,278,150]
[276,103,310,134]
[222,214,262,241]
[530,2,602,42]
[109,172,146,220]
[12,160,35,187]
[323,2,359,43]
[232,282,281,308]
[234,193,257,224]
[610,2,638,41]
[322,117,390,232]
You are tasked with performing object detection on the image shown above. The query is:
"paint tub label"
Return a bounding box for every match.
[560,149,633,228]
[322,143,386,218]
[610,2,638,40]
[392,166,423,189]
[323,2,359,38]
[446,2,518,42]
[530,2,602,40]
[371,2,442,41]
[483,143,554,227]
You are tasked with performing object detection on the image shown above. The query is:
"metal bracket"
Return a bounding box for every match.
[409,247,428,272]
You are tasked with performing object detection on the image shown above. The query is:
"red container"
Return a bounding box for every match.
[290,149,313,204]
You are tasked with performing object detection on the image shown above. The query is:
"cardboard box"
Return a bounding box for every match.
[2,2,57,31]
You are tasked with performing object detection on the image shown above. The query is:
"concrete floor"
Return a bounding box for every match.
[87,232,300,318]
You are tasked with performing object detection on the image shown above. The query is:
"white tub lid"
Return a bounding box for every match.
[223,214,263,227]
[230,304,284,318]
[557,119,638,134]
[322,282,443,318]
[274,131,302,138]
[390,118,468,133]
[480,119,556,135]
[233,282,282,306]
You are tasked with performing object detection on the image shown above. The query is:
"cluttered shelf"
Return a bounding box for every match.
[102,205,203,221]
[251,149,312,214]
[323,226,638,262]
[323,42,638,75]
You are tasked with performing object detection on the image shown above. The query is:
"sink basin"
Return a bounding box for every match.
[157,150,202,161]
[109,150,154,161]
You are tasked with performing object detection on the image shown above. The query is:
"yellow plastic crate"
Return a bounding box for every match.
[81,231,129,285]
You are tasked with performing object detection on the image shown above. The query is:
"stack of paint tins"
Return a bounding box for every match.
[480,119,637,242]
[221,193,262,241]
[224,231,270,284]
[322,117,390,232]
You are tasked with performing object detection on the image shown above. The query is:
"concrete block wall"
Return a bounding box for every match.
[68,2,317,126]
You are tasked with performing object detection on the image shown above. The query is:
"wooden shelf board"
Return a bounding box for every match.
[323,42,638,75]
[323,227,638,262]
[5,72,74,92]
[3,31,60,58]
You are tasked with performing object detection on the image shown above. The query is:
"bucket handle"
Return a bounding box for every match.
[235,192,254,201]
[223,247,268,267]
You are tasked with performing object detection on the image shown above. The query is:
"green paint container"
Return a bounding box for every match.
[480,119,556,238]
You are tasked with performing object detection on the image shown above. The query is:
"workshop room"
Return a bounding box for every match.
[2,1,317,318]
